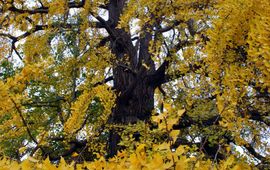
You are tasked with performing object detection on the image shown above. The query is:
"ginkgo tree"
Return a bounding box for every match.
[0,0,269,169]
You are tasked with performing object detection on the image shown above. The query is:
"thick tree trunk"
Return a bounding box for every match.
[108,39,155,156]
[108,66,155,156]
[106,0,156,157]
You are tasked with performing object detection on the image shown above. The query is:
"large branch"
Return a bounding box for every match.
[90,12,115,36]
[248,109,270,127]
[148,62,201,87]
[146,39,196,87]
[93,76,114,87]
[0,24,47,61]
[0,19,105,61]
[243,143,267,162]
[223,134,268,162]
[7,0,86,14]
[146,60,168,87]
[173,111,268,162]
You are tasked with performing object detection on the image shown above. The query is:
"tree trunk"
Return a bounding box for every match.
[108,34,155,156]
[108,66,155,156]
[107,0,156,157]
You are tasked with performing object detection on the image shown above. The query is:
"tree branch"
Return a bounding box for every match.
[7,0,86,14]
[12,41,23,61]
[156,20,184,33]
[10,98,47,157]
[248,109,270,127]
[96,36,110,48]
[243,143,267,162]
[93,76,114,87]
[11,98,39,145]
[146,39,196,87]
[49,140,87,161]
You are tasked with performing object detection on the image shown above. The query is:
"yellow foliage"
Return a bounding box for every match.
[49,0,67,15]
[0,0,268,169]
[0,143,254,169]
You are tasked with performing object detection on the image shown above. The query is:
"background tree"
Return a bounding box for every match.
[0,0,269,168]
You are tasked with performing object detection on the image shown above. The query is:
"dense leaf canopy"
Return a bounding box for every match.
[0,0,269,169]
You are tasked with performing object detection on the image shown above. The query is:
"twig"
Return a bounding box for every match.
[212,144,221,169]
[11,98,39,145]
[199,115,220,152]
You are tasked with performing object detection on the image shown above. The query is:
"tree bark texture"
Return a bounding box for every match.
[107,0,156,156]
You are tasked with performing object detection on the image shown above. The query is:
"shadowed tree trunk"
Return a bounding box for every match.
[106,0,156,157]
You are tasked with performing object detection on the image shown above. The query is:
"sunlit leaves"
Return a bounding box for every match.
[65,85,115,134]
[0,143,253,169]
[247,1,270,89]
[204,0,270,161]
[0,0,269,168]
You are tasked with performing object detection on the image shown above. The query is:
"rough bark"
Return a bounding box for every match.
[107,0,156,157]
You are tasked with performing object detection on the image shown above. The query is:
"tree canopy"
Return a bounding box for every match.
[0,0,269,169]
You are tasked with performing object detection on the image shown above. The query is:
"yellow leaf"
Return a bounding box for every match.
[155,142,170,151]
[177,109,185,117]
[146,153,163,169]
[167,118,178,130]
[164,103,172,113]
[58,157,68,169]
[232,164,242,170]
[158,122,166,130]
[170,130,180,142]
[176,146,185,155]
[129,153,141,169]
[135,144,147,166]
[175,156,189,170]
[21,159,33,170]
[72,152,79,157]
[43,157,58,170]
[152,114,163,123]
[19,146,27,154]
